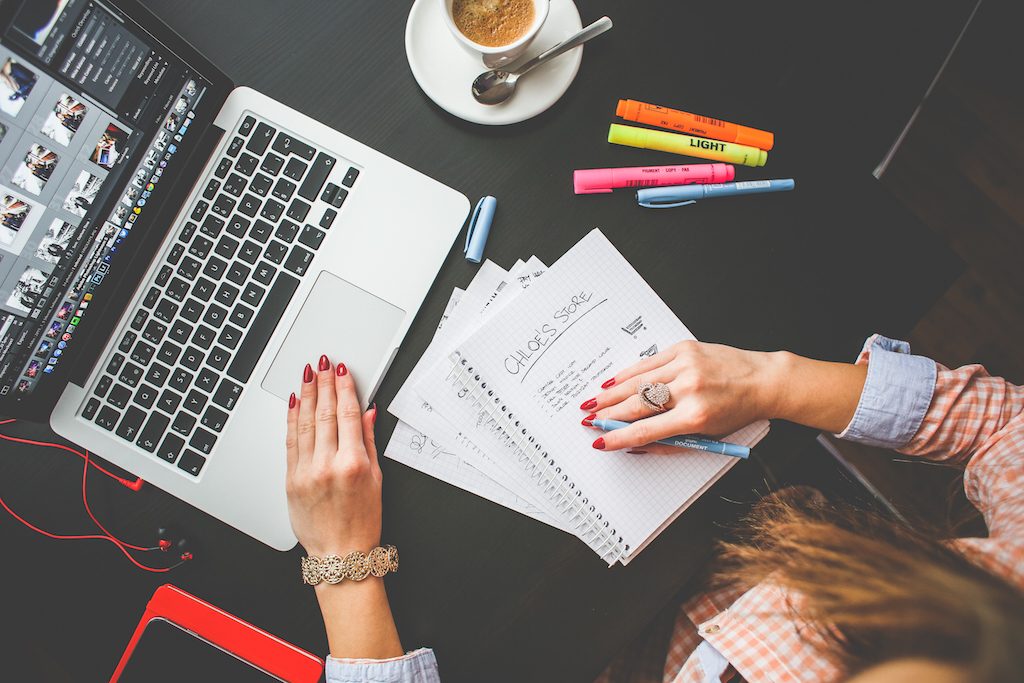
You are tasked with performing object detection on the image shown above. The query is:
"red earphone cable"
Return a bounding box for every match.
[0,419,186,572]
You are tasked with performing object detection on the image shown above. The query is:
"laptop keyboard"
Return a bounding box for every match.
[80,114,359,477]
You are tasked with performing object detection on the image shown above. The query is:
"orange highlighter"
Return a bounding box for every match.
[616,99,774,151]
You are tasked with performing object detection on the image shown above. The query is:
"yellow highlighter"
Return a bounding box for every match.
[608,124,768,167]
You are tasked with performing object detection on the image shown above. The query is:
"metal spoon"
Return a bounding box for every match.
[472,16,613,106]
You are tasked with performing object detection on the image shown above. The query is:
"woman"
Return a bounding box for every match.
[285,335,1024,682]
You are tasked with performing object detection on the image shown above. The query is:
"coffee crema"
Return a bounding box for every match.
[452,0,535,47]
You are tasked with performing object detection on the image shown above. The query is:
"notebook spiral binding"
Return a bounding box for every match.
[450,352,627,564]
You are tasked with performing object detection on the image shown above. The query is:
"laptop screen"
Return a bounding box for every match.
[0,0,213,403]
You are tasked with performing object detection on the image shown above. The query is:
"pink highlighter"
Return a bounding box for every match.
[573,163,735,194]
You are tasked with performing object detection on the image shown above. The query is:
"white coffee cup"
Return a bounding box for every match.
[439,0,550,68]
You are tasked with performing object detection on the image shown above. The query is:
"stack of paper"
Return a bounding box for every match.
[385,230,768,564]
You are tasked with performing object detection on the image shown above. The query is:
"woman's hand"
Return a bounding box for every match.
[285,354,380,556]
[582,341,782,452]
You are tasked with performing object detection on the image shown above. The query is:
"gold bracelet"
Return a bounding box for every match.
[301,545,399,586]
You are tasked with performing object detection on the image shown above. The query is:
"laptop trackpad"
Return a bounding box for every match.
[262,272,405,405]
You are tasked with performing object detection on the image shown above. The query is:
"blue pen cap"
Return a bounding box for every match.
[465,196,496,263]
[636,184,704,208]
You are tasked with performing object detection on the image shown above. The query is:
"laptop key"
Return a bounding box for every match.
[130,341,155,366]
[226,215,250,237]
[155,264,173,287]
[188,235,213,260]
[213,377,243,410]
[214,157,232,178]
[158,341,182,366]
[192,324,216,350]
[169,368,193,393]
[146,362,170,388]
[133,383,158,409]
[166,277,189,302]
[212,194,235,218]
[223,173,246,197]
[246,122,276,155]
[143,287,160,309]
[200,214,224,239]
[272,178,296,202]
[264,240,288,264]
[167,243,185,265]
[229,304,254,328]
[253,262,275,286]
[249,174,272,197]
[94,374,112,398]
[203,303,228,328]
[226,272,299,383]
[169,320,193,344]
[107,384,132,409]
[156,434,185,463]
[238,240,260,264]
[130,310,148,331]
[284,245,314,277]
[215,282,239,307]
[181,298,204,323]
[201,406,229,433]
[171,411,195,436]
[180,221,198,243]
[235,152,258,176]
[191,277,215,302]
[184,389,208,415]
[136,412,170,453]
[226,136,244,157]
[320,208,337,229]
[181,346,204,371]
[143,320,166,345]
[158,388,182,413]
[238,193,261,217]
[153,298,179,323]
[225,260,250,285]
[118,332,137,353]
[261,153,284,176]
[275,220,299,243]
[260,198,284,223]
[115,406,146,441]
[238,115,256,136]
[83,398,100,421]
[298,152,335,201]
[178,449,206,476]
[206,346,231,372]
[95,406,120,431]
[272,133,315,160]
[202,256,229,281]
[249,219,273,243]
[119,362,143,388]
[217,324,242,350]
[177,256,201,280]
[298,225,325,250]
[202,178,220,201]
[241,282,265,307]
[190,200,209,221]
[107,353,125,375]
[196,368,219,393]
[286,198,310,222]
[342,166,360,188]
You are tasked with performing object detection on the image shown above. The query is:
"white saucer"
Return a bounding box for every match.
[405,0,583,125]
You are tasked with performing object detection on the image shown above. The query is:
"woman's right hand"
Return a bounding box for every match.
[582,340,785,452]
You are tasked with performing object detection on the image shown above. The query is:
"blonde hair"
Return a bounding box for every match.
[715,488,1024,681]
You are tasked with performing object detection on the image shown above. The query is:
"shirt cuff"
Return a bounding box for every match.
[325,648,440,683]
[835,335,936,449]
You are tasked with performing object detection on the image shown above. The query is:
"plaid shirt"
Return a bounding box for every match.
[662,335,1024,683]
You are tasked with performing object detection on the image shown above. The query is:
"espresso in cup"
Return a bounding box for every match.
[451,0,535,47]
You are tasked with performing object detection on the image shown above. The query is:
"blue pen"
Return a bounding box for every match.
[586,418,750,459]
[637,178,795,208]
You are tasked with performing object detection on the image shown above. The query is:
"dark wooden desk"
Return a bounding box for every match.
[0,2,973,681]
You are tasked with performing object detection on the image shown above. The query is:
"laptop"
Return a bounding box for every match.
[0,0,469,549]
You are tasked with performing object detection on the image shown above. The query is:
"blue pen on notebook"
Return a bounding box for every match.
[584,417,750,459]
[637,178,795,208]
[464,196,496,263]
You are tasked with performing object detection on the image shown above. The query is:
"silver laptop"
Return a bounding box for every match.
[0,0,468,549]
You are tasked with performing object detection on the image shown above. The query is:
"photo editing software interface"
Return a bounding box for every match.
[0,0,209,399]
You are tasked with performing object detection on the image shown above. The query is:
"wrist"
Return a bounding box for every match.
[754,350,796,421]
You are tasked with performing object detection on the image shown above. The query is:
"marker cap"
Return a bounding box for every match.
[464,196,496,264]
[573,169,616,194]
[734,127,774,151]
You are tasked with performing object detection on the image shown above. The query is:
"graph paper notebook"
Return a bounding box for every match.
[416,229,769,564]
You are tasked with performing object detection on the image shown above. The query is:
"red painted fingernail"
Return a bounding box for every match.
[303,363,313,383]
[601,378,616,389]
[288,392,296,409]
[581,414,596,427]
[592,437,606,450]
[580,398,597,411]
[627,450,648,455]
[318,354,330,371]
[371,402,377,424]
[336,362,347,376]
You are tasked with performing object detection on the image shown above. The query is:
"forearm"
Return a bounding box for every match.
[761,351,867,433]
[316,579,404,659]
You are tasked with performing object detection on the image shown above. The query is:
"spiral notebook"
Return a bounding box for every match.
[414,229,769,565]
